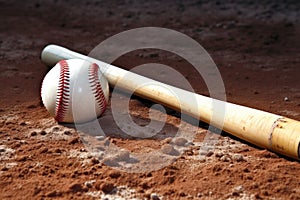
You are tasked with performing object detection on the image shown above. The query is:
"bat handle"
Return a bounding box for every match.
[41,44,88,67]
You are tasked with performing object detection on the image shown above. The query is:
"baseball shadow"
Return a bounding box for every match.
[62,89,215,141]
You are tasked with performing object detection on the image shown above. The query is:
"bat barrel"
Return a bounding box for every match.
[41,44,300,160]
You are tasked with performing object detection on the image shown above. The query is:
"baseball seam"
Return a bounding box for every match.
[88,63,107,115]
[55,60,70,122]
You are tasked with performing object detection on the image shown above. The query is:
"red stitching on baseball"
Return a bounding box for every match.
[55,60,70,122]
[89,63,107,115]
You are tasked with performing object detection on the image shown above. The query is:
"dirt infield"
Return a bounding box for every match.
[1,1,299,199]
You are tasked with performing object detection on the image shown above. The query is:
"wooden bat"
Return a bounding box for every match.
[41,44,300,160]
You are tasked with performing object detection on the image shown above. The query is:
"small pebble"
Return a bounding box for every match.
[17,155,28,162]
[150,193,160,200]
[172,137,188,146]
[199,149,214,157]
[220,155,231,162]
[84,180,96,188]
[284,97,289,101]
[232,185,244,196]
[95,135,105,141]
[161,144,179,156]
[232,154,244,162]
[206,150,214,157]
[215,151,224,158]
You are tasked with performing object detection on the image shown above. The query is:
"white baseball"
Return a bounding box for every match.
[41,59,109,123]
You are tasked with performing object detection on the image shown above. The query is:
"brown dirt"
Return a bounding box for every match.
[1,0,300,199]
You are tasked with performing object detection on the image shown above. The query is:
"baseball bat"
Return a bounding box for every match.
[41,44,300,160]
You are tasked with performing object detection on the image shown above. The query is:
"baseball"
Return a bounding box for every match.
[41,59,109,123]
